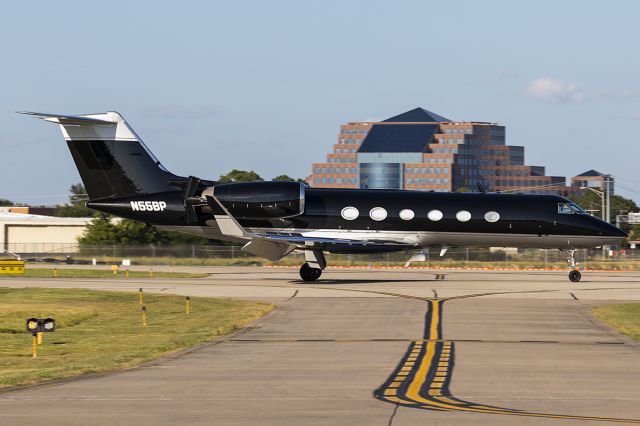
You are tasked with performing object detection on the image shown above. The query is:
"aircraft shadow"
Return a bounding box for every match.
[282,279,434,285]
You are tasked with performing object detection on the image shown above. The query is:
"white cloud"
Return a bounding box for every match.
[523,77,585,104]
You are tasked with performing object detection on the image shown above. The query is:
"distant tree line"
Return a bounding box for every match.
[217,169,305,183]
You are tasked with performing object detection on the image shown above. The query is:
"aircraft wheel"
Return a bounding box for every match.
[300,263,322,282]
[569,270,581,283]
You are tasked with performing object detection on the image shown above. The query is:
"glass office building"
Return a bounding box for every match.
[308,107,576,195]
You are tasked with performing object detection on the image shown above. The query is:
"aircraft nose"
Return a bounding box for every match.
[607,224,628,238]
[585,216,627,240]
[596,220,627,238]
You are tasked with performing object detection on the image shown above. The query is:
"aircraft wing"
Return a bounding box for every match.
[205,195,406,260]
[255,233,380,246]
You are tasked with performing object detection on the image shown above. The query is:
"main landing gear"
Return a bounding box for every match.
[300,263,322,281]
[566,249,581,283]
[299,249,326,282]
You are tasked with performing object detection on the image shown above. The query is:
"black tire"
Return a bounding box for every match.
[300,263,322,282]
[569,270,581,283]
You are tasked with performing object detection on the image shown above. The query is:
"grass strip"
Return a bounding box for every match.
[6,268,210,279]
[592,303,640,341]
[0,287,273,388]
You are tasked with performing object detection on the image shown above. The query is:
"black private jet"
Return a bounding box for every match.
[20,111,627,282]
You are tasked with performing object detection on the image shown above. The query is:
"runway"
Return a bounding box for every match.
[1,267,640,425]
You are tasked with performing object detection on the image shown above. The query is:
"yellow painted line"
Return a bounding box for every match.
[437,396,464,405]
[429,301,440,340]
[435,372,447,377]
[384,389,397,396]
[433,377,445,382]
[378,292,640,422]
[385,396,411,405]
[396,372,408,376]
[403,340,640,422]
[472,405,508,411]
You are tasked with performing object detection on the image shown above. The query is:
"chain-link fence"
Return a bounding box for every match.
[4,243,638,269]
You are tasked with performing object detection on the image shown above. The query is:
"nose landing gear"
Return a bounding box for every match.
[566,249,581,282]
[569,269,581,282]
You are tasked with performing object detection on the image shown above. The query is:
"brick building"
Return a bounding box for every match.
[571,170,614,195]
[308,107,574,195]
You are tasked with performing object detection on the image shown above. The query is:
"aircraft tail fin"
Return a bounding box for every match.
[18,111,181,199]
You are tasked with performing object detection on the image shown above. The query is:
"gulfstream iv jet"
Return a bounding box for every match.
[20,111,627,282]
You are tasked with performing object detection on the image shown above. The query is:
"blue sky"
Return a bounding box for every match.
[1,0,638,204]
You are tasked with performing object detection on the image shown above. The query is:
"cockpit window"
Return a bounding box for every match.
[568,202,587,215]
[558,202,588,215]
[558,203,574,214]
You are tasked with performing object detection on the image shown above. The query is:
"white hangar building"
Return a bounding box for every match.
[0,209,92,255]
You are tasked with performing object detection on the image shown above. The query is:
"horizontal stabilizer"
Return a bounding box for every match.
[17,111,115,125]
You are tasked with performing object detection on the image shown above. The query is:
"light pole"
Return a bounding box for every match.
[580,186,606,259]
[580,186,605,220]
[605,175,611,224]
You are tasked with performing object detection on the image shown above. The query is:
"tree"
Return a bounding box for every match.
[54,183,92,217]
[272,174,295,181]
[455,187,470,193]
[568,192,638,220]
[77,213,121,244]
[218,169,264,183]
[78,215,210,245]
[0,198,14,206]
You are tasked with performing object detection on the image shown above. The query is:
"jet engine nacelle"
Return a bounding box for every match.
[205,181,305,219]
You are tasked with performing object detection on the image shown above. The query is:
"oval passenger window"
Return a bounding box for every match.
[341,206,359,220]
[456,210,472,222]
[427,210,443,221]
[369,207,388,221]
[484,211,500,223]
[399,209,415,220]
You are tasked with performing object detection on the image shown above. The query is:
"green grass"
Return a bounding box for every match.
[5,268,209,279]
[0,287,274,388]
[592,304,640,341]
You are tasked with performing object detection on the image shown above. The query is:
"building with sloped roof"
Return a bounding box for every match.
[307,107,571,195]
[571,170,614,195]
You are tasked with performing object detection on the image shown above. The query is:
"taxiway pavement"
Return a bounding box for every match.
[1,267,639,425]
